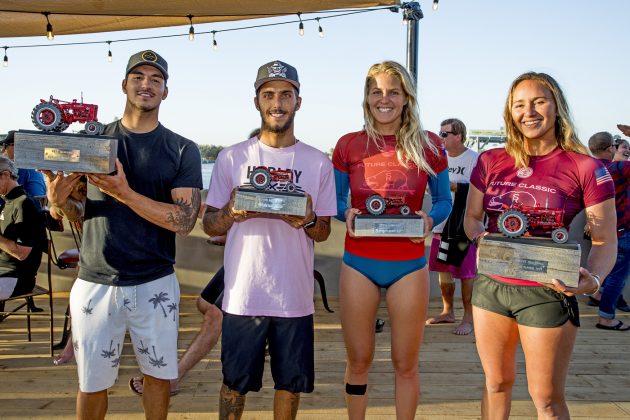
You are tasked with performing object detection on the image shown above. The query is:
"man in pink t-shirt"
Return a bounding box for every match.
[203,60,336,419]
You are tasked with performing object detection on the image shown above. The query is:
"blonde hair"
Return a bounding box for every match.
[503,72,588,168]
[363,61,439,175]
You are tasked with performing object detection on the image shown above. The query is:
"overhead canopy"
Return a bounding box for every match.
[0,0,400,38]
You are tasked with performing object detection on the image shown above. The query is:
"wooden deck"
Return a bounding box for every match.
[1,294,629,419]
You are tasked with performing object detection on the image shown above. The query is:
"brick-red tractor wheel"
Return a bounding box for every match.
[498,209,529,238]
[32,102,63,131]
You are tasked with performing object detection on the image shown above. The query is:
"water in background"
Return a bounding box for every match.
[201,163,214,189]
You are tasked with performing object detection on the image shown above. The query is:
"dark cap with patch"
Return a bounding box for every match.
[254,60,300,93]
[0,130,15,146]
[126,50,169,80]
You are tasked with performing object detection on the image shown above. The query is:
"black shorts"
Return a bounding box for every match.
[221,313,314,395]
[200,267,224,308]
[472,274,580,328]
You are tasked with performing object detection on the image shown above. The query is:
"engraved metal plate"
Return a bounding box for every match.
[44,147,81,162]
[354,215,424,237]
[234,187,307,217]
[477,234,581,287]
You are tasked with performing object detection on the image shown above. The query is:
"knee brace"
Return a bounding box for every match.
[345,383,367,395]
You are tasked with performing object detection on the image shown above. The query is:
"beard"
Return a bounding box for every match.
[260,108,296,134]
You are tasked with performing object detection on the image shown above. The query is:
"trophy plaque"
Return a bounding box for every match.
[14,130,118,174]
[353,194,424,238]
[477,235,581,287]
[477,205,580,287]
[233,167,306,217]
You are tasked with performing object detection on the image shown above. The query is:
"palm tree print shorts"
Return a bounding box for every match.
[69,274,180,392]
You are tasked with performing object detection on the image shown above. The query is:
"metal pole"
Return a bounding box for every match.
[401,2,423,86]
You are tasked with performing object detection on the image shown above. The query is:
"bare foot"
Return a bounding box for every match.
[426,313,456,325]
[452,321,473,335]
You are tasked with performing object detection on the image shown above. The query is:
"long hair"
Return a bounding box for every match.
[363,61,438,175]
[503,72,588,168]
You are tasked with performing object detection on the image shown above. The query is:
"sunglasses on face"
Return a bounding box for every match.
[439,131,456,138]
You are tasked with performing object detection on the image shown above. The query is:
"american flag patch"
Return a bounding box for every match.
[594,166,612,185]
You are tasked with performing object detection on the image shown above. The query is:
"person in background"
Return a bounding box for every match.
[426,118,479,335]
[0,131,47,313]
[333,61,451,419]
[613,137,629,162]
[585,131,630,330]
[1,131,47,200]
[0,156,46,308]
[464,72,617,419]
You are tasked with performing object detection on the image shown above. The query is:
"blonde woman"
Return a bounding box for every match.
[464,72,617,419]
[332,61,451,419]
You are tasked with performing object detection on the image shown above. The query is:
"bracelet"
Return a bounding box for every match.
[584,274,601,296]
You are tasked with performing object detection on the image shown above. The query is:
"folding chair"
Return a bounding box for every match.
[44,211,81,350]
[0,275,54,355]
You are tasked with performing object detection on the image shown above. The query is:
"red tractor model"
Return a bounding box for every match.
[31,96,103,135]
[497,203,569,244]
[250,166,296,192]
[365,194,411,216]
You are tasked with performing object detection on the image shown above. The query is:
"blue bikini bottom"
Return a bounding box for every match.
[343,251,427,288]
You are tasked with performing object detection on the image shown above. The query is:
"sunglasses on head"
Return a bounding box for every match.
[439,131,456,138]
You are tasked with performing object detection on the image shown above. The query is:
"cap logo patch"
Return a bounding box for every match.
[267,62,287,78]
[141,51,157,62]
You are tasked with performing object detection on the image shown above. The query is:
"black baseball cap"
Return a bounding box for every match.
[126,50,169,80]
[0,130,15,146]
[254,60,300,93]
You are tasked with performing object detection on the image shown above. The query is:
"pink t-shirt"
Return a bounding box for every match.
[471,147,614,285]
[206,137,337,317]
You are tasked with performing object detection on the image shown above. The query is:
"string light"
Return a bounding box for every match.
[2,7,398,65]
[432,0,439,11]
[187,14,195,41]
[43,12,54,40]
[212,31,218,51]
[297,12,304,36]
[316,18,324,38]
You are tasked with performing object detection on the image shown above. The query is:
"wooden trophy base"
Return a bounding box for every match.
[477,234,581,287]
[14,130,117,174]
[354,215,424,237]
[234,187,307,217]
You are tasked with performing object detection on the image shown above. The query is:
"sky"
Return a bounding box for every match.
[0,0,628,152]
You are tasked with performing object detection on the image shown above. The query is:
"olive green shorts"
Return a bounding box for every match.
[472,275,580,328]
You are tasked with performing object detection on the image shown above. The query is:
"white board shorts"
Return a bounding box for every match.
[70,273,179,392]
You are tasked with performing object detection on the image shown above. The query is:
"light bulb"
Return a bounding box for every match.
[213,39,218,51]
[317,19,324,38]
[299,22,304,36]
[107,50,113,62]
[187,15,195,41]
[43,12,54,40]
[432,0,439,11]
[3,55,7,68]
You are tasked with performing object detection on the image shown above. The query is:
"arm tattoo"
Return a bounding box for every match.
[203,206,235,237]
[167,189,201,234]
[219,384,246,420]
